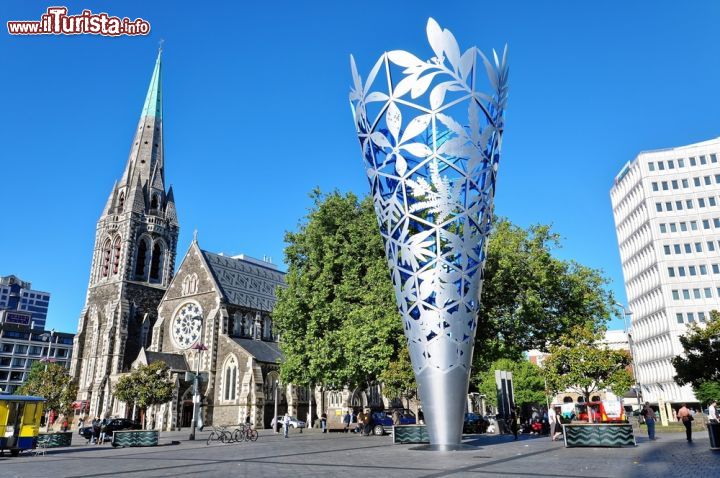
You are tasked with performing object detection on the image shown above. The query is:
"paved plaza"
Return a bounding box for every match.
[1,428,719,478]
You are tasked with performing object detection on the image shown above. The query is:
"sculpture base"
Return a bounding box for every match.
[416,365,471,446]
[409,444,479,451]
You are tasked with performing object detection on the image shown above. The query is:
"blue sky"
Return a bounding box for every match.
[2,1,720,333]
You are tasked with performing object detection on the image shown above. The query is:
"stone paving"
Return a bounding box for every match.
[1,427,719,478]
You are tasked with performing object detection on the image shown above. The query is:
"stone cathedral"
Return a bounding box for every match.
[70,52,313,430]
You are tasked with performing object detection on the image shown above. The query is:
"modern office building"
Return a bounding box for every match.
[0,309,74,394]
[0,275,51,330]
[610,137,720,405]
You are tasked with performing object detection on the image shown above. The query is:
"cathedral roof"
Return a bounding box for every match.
[231,337,282,364]
[141,51,162,120]
[200,250,285,311]
[144,350,189,371]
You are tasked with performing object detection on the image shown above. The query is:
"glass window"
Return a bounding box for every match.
[649,162,655,171]
[679,158,686,167]
[705,288,713,298]
[701,155,707,165]
[684,244,692,254]
[664,245,671,255]
[691,221,698,230]
[656,203,662,212]
[700,264,707,275]
[699,198,706,208]
[683,289,691,299]
[652,182,659,191]
[710,197,717,207]
[668,267,675,277]
[713,264,720,274]
[715,218,720,228]
[658,161,665,170]
[708,241,716,251]
[693,288,701,298]
[694,177,701,186]
[29,346,42,355]
[706,176,712,185]
[695,242,703,252]
[660,223,667,233]
[668,160,675,169]
[15,345,27,354]
[1,344,13,353]
[674,244,682,254]
[662,181,669,190]
[676,313,684,323]
[687,312,695,322]
[680,222,688,232]
[686,200,693,209]
[716,174,720,184]
[672,290,680,300]
[678,266,686,276]
[682,178,689,188]
[671,180,679,189]
[690,157,697,166]
[666,202,673,211]
[670,223,678,232]
[711,154,717,163]
[699,312,707,323]
[676,201,683,210]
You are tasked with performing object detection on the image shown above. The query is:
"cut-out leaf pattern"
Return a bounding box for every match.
[349,17,508,374]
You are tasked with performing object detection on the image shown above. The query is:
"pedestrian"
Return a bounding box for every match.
[510,410,519,440]
[343,410,351,433]
[356,410,365,434]
[363,410,372,436]
[92,417,101,445]
[283,412,291,439]
[77,416,85,431]
[418,408,425,425]
[549,407,557,440]
[677,403,693,442]
[98,416,110,445]
[641,402,657,440]
[61,417,68,432]
[708,400,718,424]
[321,412,327,433]
[392,409,401,426]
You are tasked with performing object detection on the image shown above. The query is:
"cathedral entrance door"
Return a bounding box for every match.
[181,401,193,428]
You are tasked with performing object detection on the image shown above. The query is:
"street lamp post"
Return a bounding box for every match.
[616,304,642,405]
[273,379,279,434]
[40,329,56,431]
[188,343,207,441]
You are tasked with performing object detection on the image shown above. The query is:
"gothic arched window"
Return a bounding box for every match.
[262,317,272,340]
[222,356,238,402]
[112,236,122,275]
[135,239,148,279]
[181,273,199,296]
[150,194,159,211]
[150,242,163,281]
[101,239,112,278]
[243,313,253,337]
[118,192,125,213]
[232,312,243,336]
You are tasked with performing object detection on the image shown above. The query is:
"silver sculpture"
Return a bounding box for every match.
[350,18,508,447]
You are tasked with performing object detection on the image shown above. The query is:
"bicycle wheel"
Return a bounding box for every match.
[206,432,217,446]
[248,429,258,442]
[232,428,242,443]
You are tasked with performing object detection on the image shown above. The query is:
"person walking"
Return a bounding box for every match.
[642,402,657,440]
[98,416,110,445]
[708,400,718,424]
[321,412,327,433]
[510,410,519,440]
[282,412,291,439]
[677,403,693,442]
[343,410,351,433]
[548,407,557,440]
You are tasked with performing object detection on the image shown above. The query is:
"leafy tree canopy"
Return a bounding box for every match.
[478,358,546,408]
[694,381,720,406]
[672,311,720,399]
[114,361,174,424]
[378,341,417,402]
[273,190,401,390]
[18,362,78,417]
[543,325,633,401]
[474,219,616,374]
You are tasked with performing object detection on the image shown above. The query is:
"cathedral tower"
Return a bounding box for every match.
[70,51,179,418]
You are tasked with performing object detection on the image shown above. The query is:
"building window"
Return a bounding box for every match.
[676,201,683,210]
[715,219,720,228]
[670,223,678,232]
[701,155,707,165]
[101,239,112,278]
[112,236,122,275]
[668,160,675,169]
[708,241,716,252]
[667,267,675,277]
[672,289,680,300]
[712,154,717,163]
[686,200,693,209]
[118,192,125,213]
[680,222,687,232]
[648,162,655,171]
[678,158,685,167]
[699,312,707,323]
[687,312,695,322]
[683,289,690,299]
[662,181,668,191]
[691,221,698,230]
[678,266,686,277]
[674,244,682,254]
[713,264,720,274]
[704,288,712,298]
[694,177,701,186]
[699,198,706,208]
[181,273,199,296]
[222,356,238,402]
[695,242,703,252]
[151,194,159,210]
[689,265,696,276]
[659,224,667,233]
[704,220,711,229]
[150,242,163,281]
[658,161,665,170]
[693,288,701,298]
[705,176,712,185]
[700,264,708,275]
[682,178,689,188]
[710,197,717,207]
[664,245,671,255]
[671,180,678,189]
[690,157,697,166]
[676,313,684,324]
[652,182,659,192]
[656,203,662,212]
[135,239,148,279]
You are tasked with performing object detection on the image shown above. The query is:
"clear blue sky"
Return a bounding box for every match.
[3,1,720,333]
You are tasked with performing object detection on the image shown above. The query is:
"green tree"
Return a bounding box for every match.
[273,190,401,391]
[672,311,720,404]
[18,362,78,418]
[477,358,547,408]
[474,219,616,373]
[543,325,633,403]
[114,361,174,428]
[378,341,417,409]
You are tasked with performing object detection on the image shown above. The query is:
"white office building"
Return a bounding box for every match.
[610,137,720,405]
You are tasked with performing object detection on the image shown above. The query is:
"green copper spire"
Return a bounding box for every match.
[140,50,162,120]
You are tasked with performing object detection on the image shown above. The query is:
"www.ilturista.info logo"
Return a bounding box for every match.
[7,6,150,36]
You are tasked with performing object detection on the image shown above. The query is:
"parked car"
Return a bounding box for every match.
[463,412,486,433]
[79,418,141,442]
[370,409,416,436]
[270,416,306,429]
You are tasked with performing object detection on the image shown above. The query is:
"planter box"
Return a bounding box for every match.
[37,432,73,448]
[111,430,159,448]
[393,425,429,444]
[563,423,636,447]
